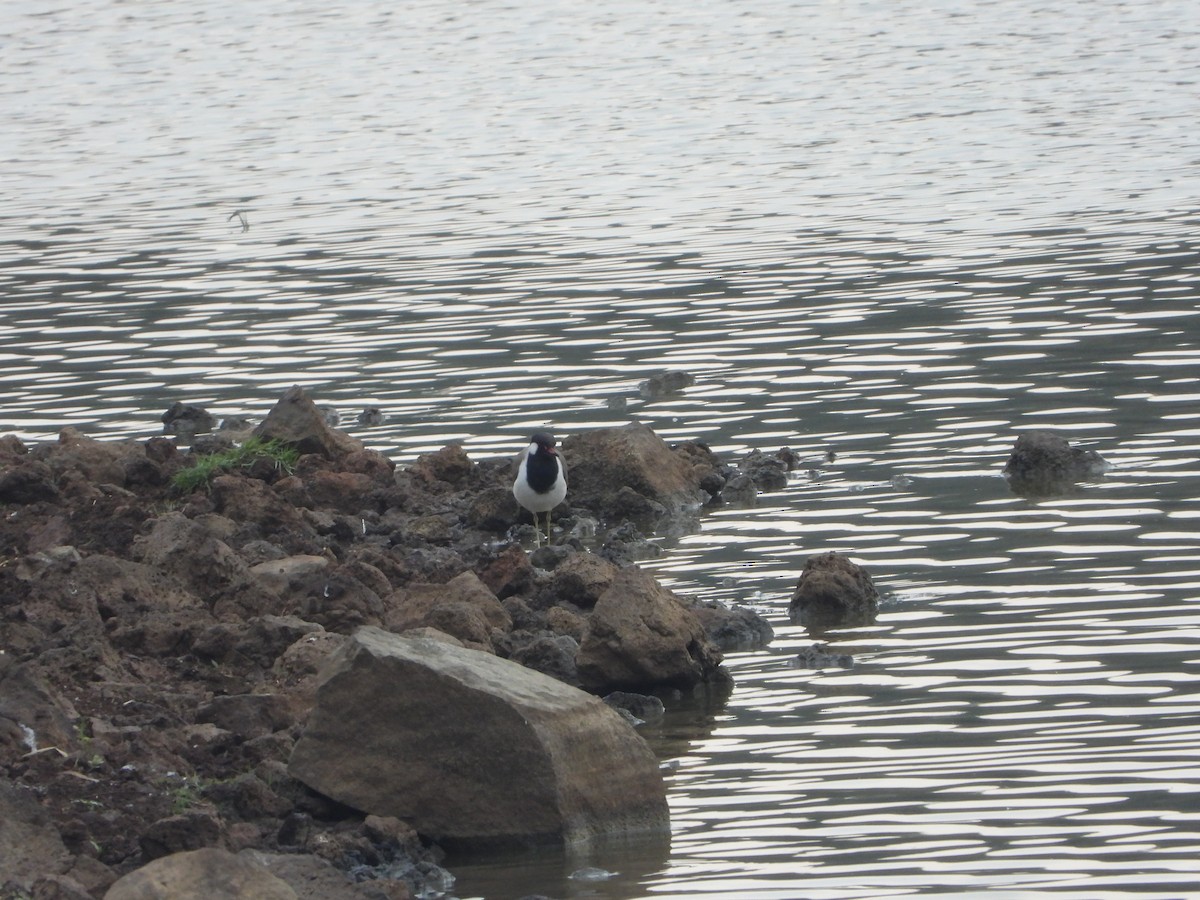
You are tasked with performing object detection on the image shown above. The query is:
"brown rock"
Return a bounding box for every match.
[46,428,139,485]
[135,513,253,596]
[288,628,669,850]
[103,848,297,900]
[472,542,535,600]
[0,663,81,761]
[250,555,330,596]
[0,781,72,890]
[296,569,385,632]
[409,444,474,485]
[196,694,296,740]
[576,566,724,692]
[253,386,363,459]
[383,570,511,652]
[561,422,704,521]
[301,470,378,514]
[787,551,879,630]
[545,552,620,609]
[210,475,310,537]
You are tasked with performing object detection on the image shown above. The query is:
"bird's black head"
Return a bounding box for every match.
[530,431,557,453]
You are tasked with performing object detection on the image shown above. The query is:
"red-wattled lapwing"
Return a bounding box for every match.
[513,431,567,547]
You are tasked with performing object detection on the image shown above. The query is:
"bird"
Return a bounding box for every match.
[512,431,567,547]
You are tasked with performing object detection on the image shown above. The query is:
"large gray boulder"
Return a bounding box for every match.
[1003,430,1109,497]
[288,628,668,850]
[576,566,725,692]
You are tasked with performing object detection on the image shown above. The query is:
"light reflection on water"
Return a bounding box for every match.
[5,0,1200,896]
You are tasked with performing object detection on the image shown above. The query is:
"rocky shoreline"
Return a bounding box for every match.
[0,387,782,899]
[0,383,1107,898]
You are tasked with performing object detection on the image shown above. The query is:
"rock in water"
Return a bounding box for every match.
[288,628,669,850]
[576,566,725,692]
[1003,430,1109,497]
[560,422,704,523]
[788,551,879,631]
[252,385,363,458]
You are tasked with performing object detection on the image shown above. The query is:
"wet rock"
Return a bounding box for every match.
[690,602,775,652]
[792,644,856,669]
[603,691,665,724]
[162,402,216,438]
[720,472,757,505]
[561,422,705,524]
[788,552,879,631]
[104,847,297,900]
[576,567,725,693]
[740,449,790,491]
[596,521,664,567]
[357,408,384,427]
[252,385,364,459]
[638,370,695,399]
[288,628,669,850]
[383,570,511,652]
[1004,430,1110,497]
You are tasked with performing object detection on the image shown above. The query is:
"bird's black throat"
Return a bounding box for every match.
[525,451,559,494]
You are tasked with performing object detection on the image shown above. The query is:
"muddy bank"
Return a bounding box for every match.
[0,389,778,899]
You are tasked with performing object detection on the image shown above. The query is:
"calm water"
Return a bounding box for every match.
[4,1,1200,897]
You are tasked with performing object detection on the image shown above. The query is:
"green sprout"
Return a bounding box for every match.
[170,437,300,494]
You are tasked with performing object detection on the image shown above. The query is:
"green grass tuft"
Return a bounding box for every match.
[170,437,300,494]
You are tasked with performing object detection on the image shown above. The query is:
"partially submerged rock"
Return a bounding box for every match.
[161,403,216,439]
[638,369,695,400]
[788,552,879,632]
[253,385,364,458]
[1004,430,1110,497]
[562,422,705,524]
[289,628,669,850]
[576,567,725,692]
